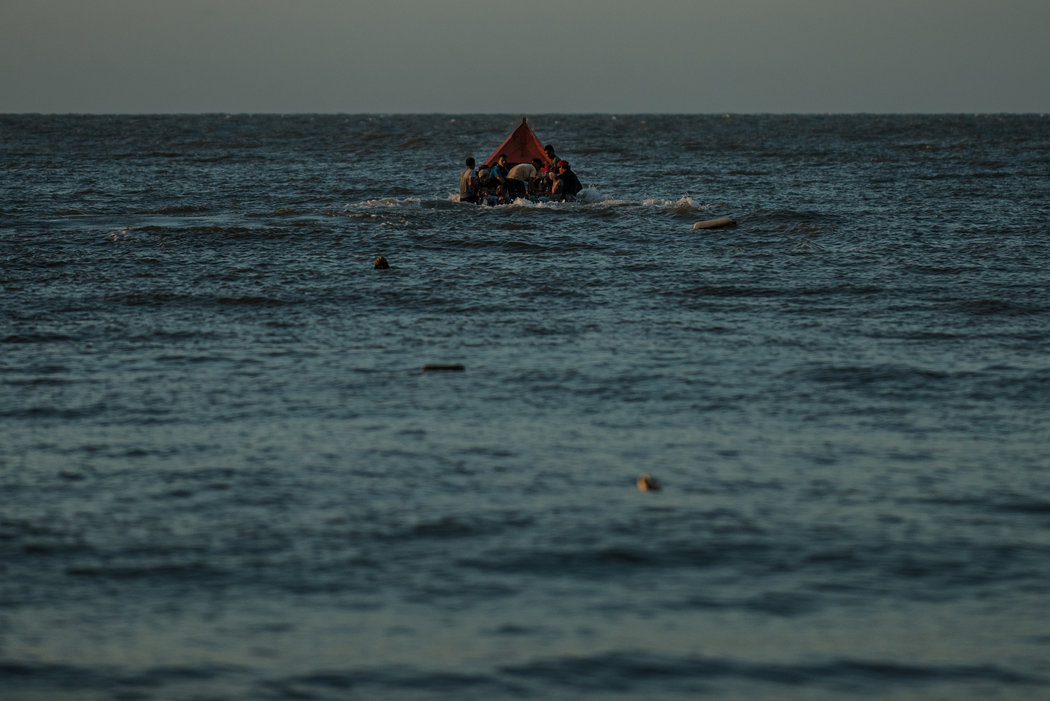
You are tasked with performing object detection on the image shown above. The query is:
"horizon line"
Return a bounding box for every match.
[4,111,1048,117]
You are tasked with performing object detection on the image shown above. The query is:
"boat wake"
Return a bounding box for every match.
[346,192,725,217]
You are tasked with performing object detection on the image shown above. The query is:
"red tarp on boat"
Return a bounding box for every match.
[483,118,549,168]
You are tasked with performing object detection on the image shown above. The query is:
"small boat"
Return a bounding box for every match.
[462,118,597,204]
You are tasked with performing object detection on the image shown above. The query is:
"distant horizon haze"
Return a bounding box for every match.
[2,1,1048,114]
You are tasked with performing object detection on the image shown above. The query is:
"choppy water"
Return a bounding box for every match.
[2,113,1049,700]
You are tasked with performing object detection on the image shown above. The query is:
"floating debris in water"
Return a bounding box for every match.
[422,364,465,372]
[693,217,736,230]
[636,474,661,491]
[374,256,390,269]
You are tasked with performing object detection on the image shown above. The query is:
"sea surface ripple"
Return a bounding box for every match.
[2,113,1049,700]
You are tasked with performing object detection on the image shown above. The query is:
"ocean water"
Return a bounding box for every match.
[2,113,1049,700]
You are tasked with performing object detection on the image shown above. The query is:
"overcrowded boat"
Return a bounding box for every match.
[458,118,593,205]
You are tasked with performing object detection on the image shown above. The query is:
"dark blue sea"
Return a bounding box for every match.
[2,113,1049,700]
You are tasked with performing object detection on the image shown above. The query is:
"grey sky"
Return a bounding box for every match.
[2,0,1048,113]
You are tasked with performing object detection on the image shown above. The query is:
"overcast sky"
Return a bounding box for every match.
[2,0,1048,113]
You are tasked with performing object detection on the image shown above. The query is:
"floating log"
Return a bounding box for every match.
[422,364,465,372]
[693,216,736,230]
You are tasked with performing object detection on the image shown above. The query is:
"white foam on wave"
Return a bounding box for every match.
[343,193,730,219]
[642,196,716,214]
[351,192,688,213]
[362,197,424,209]
[576,187,604,204]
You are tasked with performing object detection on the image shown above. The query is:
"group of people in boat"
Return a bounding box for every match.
[459,144,583,205]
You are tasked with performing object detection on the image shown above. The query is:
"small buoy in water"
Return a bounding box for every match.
[693,217,736,230]
[422,364,465,372]
[636,474,661,492]
[374,256,390,269]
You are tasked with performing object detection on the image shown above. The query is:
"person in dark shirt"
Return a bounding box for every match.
[550,160,582,202]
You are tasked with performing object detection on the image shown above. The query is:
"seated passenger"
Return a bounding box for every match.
[487,154,512,202]
[550,160,583,202]
[539,149,560,196]
[477,166,492,193]
[459,157,480,204]
[543,144,559,168]
[506,161,537,199]
[527,158,547,195]
[489,154,510,187]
